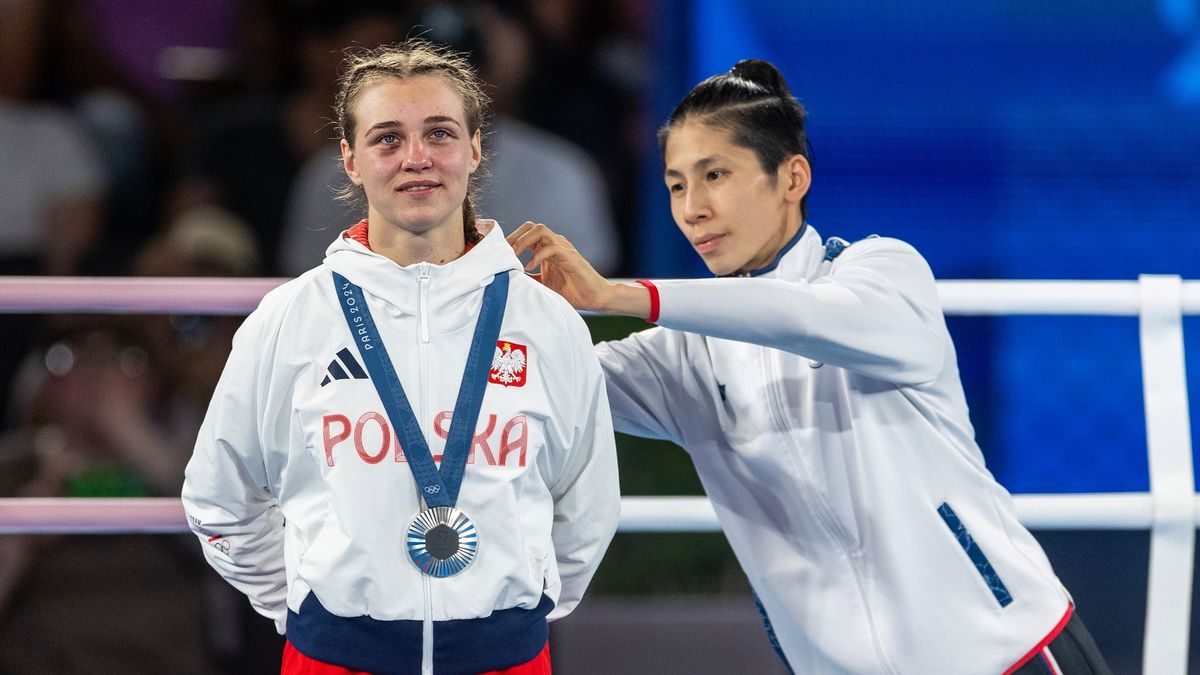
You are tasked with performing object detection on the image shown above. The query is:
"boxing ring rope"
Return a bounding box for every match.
[0,275,1196,673]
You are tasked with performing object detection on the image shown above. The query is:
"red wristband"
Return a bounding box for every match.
[634,279,660,323]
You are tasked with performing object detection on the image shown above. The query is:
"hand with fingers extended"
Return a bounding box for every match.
[506,221,614,310]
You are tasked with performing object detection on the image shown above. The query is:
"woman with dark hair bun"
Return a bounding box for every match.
[509,59,1112,675]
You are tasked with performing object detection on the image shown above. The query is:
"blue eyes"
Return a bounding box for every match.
[377,130,452,145]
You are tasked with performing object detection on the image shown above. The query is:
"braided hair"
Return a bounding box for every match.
[335,39,492,245]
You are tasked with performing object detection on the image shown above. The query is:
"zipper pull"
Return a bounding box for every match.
[418,264,431,344]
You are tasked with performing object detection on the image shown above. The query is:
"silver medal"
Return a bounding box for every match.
[406,506,479,577]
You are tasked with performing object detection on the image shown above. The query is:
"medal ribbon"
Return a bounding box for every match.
[332,270,509,508]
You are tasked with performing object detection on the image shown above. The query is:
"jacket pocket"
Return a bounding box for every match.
[936,502,1013,607]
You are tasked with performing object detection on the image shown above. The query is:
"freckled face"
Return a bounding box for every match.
[341,75,481,237]
[664,121,801,276]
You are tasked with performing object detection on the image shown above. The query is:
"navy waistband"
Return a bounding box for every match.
[286,592,554,675]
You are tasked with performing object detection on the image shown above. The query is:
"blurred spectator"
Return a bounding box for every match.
[0,0,110,444]
[478,115,620,273]
[10,0,216,271]
[132,206,264,423]
[276,147,362,275]
[134,205,285,672]
[467,1,620,274]
[0,0,107,276]
[499,0,648,271]
[278,1,622,276]
[182,2,406,274]
[0,206,281,674]
[0,319,219,675]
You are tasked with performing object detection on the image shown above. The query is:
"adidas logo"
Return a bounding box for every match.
[321,348,369,387]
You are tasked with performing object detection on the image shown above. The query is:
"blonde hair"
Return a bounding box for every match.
[335,39,491,244]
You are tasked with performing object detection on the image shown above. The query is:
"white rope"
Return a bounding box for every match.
[2,493,1197,534]
[1138,275,1196,675]
[621,494,1181,533]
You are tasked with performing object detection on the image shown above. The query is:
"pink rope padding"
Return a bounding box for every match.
[0,277,287,315]
[0,498,188,534]
[1,277,1198,316]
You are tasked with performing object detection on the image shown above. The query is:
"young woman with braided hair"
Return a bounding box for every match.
[183,40,619,675]
[508,59,1112,675]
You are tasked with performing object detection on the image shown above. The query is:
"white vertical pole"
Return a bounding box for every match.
[1139,275,1195,675]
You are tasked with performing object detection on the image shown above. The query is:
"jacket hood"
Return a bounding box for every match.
[321,224,523,320]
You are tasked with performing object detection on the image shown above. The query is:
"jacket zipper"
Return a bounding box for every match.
[762,351,898,674]
[422,575,434,674]
[418,264,431,344]
[418,263,434,674]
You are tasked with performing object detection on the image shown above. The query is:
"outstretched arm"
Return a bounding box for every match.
[508,221,944,385]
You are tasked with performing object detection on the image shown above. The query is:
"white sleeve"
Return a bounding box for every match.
[653,237,946,385]
[594,326,689,446]
[542,311,620,620]
[181,312,288,633]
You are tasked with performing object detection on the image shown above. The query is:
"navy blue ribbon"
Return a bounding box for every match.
[332,270,509,508]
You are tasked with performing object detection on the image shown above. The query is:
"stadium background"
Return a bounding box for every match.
[0,0,1197,673]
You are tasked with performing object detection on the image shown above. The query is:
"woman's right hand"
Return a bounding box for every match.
[506,221,654,319]
[506,221,614,311]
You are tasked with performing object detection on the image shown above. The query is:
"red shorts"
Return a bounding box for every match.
[281,640,552,675]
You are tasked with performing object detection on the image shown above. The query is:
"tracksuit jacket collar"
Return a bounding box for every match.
[747,222,827,281]
[321,223,522,322]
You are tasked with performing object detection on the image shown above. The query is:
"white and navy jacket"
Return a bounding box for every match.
[182,225,620,675]
[598,225,1071,674]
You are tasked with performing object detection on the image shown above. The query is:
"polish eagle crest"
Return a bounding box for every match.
[489,341,528,387]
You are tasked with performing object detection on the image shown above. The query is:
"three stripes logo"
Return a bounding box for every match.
[321,348,370,387]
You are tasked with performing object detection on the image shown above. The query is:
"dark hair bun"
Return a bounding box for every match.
[730,59,791,98]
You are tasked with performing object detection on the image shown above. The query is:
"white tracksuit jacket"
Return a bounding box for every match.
[597,225,1071,675]
[182,225,620,675]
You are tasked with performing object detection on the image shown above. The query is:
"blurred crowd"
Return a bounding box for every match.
[0,1,649,671]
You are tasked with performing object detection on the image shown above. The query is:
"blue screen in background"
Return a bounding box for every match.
[642,0,1200,494]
